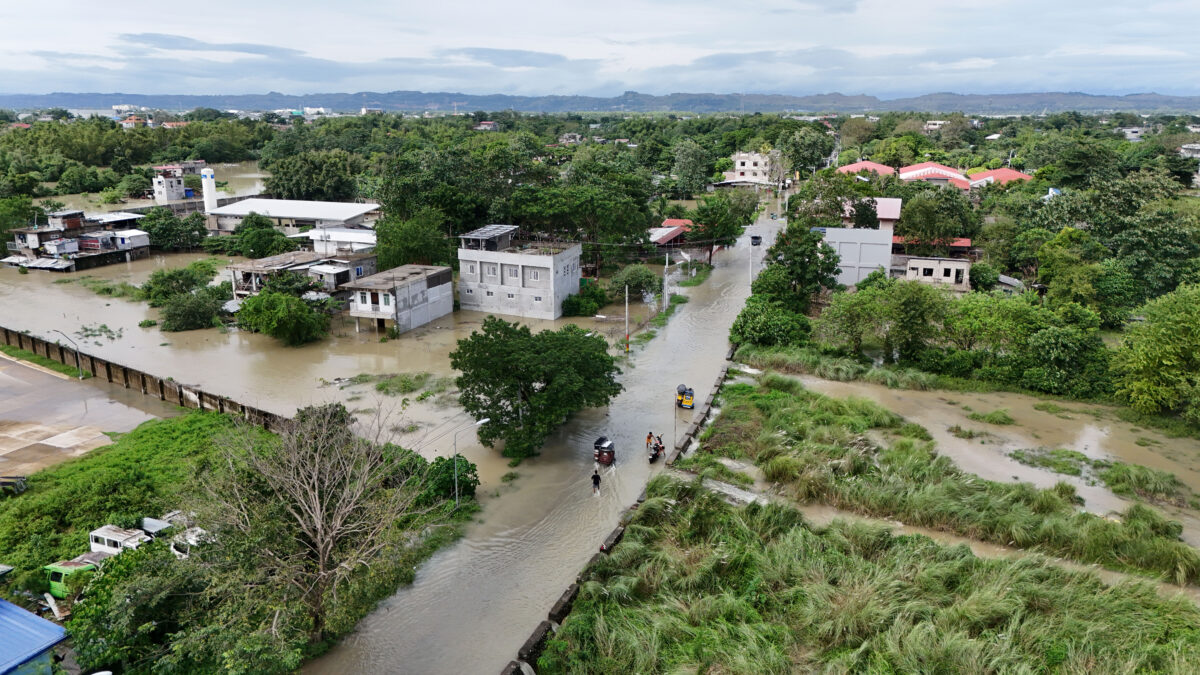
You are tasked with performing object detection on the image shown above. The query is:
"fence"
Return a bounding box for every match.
[0,326,288,431]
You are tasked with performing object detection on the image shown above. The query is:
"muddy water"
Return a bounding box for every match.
[38,160,266,213]
[795,376,1200,545]
[304,216,785,674]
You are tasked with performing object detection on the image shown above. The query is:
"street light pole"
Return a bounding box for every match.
[51,330,82,380]
[452,418,490,507]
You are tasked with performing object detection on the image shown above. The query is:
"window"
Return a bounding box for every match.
[91,535,102,545]
[466,289,473,294]
[486,291,494,297]
[739,171,745,176]
[507,293,514,299]
[50,572,63,583]
[355,266,363,277]
[468,264,476,274]
[739,161,746,167]
[753,161,759,167]
[487,265,497,276]
[530,270,540,280]
[923,268,934,277]
[359,292,368,304]
[534,296,542,302]
[943,268,952,278]
[383,294,390,306]
[509,268,518,278]
[107,539,120,549]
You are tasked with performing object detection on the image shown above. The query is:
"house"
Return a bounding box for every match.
[892,235,972,257]
[226,250,375,297]
[119,116,146,129]
[41,239,78,257]
[661,218,694,231]
[841,197,902,231]
[361,107,384,115]
[152,160,206,175]
[647,225,689,249]
[558,132,583,145]
[836,160,895,176]
[456,224,582,320]
[723,151,775,185]
[904,257,971,292]
[923,120,949,133]
[86,211,145,229]
[0,598,67,675]
[898,162,970,189]
[290,227,376,254]
[819,227,892,286]
[113,228,151,252]
[1180,144,1200,159]
[8,122,31,130]
[161,121,190,129]
[89,525,151,556]
[344,265,454,333]
[968,168,1033,188]
[474,121,499,131]
[1118,127,1144,142]
[153,168,188,204]
[207,199,379,235]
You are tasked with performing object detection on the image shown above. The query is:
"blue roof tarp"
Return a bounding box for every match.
[0,598,65,674]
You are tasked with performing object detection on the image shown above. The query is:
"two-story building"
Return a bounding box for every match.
[456,225,582,320]
[344,265,454,333]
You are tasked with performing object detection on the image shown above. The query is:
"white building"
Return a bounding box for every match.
[291,227,376,254]
[820,228,892,286]
[904,257,971,292]
[152,171,187,204]
[41,239,79,256]
[724,151,775,184]
[344,265,454,333]
[456,225,582,320]
[1180,144,1200,159]
[113,229,150,251]
[207,199,379,235]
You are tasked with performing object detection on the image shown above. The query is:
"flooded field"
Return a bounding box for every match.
[37,160,266,213]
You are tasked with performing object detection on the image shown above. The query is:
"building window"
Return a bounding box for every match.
[943,268,952,278]
[507,293,514,299]
[468,264,476,274]
[383,294,390,306]
[466,289,473,294]
[486,291,494,297]
[355,266,363,276]
[530,270,540,280]
[923,268,934,277]
[753,161,759,167]
[509,268,518,278]
[487,265,497,276]
[739,161,746,166]
[359,292,367,304]
[739,172,745,176]
[534,296,542,302]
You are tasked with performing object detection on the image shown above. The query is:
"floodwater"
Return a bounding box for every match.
[796,376,1200,545]
[304,214,785,674]
[38,160,266,213]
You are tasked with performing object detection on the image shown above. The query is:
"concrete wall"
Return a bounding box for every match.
[458,244,582,320]
[0,326,287,431]
[904,257,971,292]
[821,227,892,286]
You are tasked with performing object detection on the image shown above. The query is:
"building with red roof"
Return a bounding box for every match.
[661,218,694,231]
[898,162,969,189]
[968,167,1033,188]
[836,160,894,176]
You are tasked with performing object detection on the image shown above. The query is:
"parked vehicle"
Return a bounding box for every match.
[594,436,615,465]
[750,235,763,246]
[676,384,695,409]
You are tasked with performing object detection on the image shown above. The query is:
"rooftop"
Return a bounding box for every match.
[290,227,377,245]
[460,224,519,240]
[87,211,144,224]
[648,226,688,245]
[228,250,327,273]
[969,168,1033,187]
[836,160,896,176]
[208,198,379,222]
[342,264,452,291]
[0,598,66,673]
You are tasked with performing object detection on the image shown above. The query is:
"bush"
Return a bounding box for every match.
[140,260,219,307]
[419,455,479,505]
[160,284,230,332]
[562,281,608,317]
[238,291,329,345]
[730,295,811,347]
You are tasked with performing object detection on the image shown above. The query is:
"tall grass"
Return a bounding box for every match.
[540,476,1200,674]
[692,376,1200,584]
[736,344,937,390]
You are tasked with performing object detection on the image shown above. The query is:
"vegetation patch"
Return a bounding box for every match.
[735,344,937,390]
[1009,447,1089,476]
[1008,447,1189,506]
[648,293,689,328]
[541,475,1200,674]
[967,408,1016,425]
[948,424,988,440]
[375,372,432,396]
[675,262,714,287]
[0,344,92,379]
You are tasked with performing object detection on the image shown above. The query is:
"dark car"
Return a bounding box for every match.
[750,235,763,246]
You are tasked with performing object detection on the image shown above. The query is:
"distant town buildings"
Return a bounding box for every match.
[474,120,499,131]
[456,224,582,320]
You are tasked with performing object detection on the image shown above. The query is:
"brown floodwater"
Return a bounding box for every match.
[38,160,266,213]
[795,376,1200,545]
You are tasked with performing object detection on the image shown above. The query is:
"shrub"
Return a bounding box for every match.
[237,291,329,345]
[160,285,230,332]
[419,455,479,505]
[729,296,811,347]
[562,281,608,317]
[967,409,1016,425]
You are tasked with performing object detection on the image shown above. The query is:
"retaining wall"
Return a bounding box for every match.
[0,326,287,431]
[665,356,732,466]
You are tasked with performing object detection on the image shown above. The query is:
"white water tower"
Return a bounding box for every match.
[200,168,218,213]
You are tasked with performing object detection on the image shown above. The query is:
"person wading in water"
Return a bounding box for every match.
[592,470,602,495]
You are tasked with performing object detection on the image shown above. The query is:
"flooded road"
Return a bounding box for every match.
[304,217,784,674]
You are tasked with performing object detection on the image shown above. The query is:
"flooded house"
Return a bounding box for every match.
[207,198,380,236]
[227,250,377,298]
[456,224,582,320]
[343,265,454,333]
[3,211,150,271]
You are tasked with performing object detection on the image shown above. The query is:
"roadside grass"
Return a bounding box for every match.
[1010,447,1189,507]
[967,409,1016,425]
[0,344,92,379]
[672,453,755,487]
[649,293,689,328]
[689,374,1200,584]
[735,344,937,390]
[675,263,713,287]
[540,475,1200,674]
[1009,448,1089,476]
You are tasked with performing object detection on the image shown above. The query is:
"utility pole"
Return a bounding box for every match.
[663,250,670,310]
[624,284,629,353]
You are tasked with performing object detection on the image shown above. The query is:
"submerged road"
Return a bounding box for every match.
[306,212,784,675]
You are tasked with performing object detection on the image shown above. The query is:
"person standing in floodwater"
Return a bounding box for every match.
[646,431,654,449]
[592,470,601,495]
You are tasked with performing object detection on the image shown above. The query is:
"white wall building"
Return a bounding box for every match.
[820,227,892,286]
[207,199,379,235]
[904,257,971,292]
[152,171,187,204]
[345,265,454,333]
[724,151,775,184]
[113,229,150,251]
[291,227,377,254]
[456,225,582,320]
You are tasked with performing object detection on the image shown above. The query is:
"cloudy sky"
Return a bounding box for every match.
[2,0,1197,97]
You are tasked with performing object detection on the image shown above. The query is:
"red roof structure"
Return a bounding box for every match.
[661,218,694,231]
[969,168,1033,187]
[836,160,895,176]
[892,235,972,248]
[8,123,31,130]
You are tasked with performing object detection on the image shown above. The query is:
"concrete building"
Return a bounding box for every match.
[904,257,971,292]
[307,255,379,293]
[153,169,187,204]
[207,198,379,235]
[113,228,151,251]
[1180,143,1200,159]
[724,151,775,184]
[456,225,582,320]
[344,265,454,333]
[841,197,902,230]
[226,250,376,298]
[291,227,377,254]
[820,227,893,286]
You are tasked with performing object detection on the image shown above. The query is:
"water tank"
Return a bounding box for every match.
[200,168,218,213]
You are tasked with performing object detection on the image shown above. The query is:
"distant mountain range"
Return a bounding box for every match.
[4,90,1200,114]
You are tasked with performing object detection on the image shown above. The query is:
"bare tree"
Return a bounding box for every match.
[203,403,435,641]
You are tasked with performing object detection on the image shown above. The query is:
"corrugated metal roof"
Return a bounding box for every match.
[209,199,379,222]
[0,598,66,673]
[460,224,518,240]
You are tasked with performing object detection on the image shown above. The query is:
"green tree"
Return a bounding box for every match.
[140,261,218,307]
[1115,284,1200,425]
[609,264,659,298]
[140,208,208,250]
[263,149,364,202]
[160,285,230,331]
[0,195,39,238]
[779,127,834,175]
[261,271,320,297]
[816,286,883,355]
[896,189,979,256]
[729,295,810,347]
[450,317,622,459]
[672,138,710,195]
[763,225,841,313]
[236,213,296,258]
[689,191,756,264]
[117,172,151,197]
[238,292,330,345]
[969,261,1000,292]
[878,281,947,362]
[375,207,452,269]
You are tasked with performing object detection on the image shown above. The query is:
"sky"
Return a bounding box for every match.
[2,0,1198,97]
